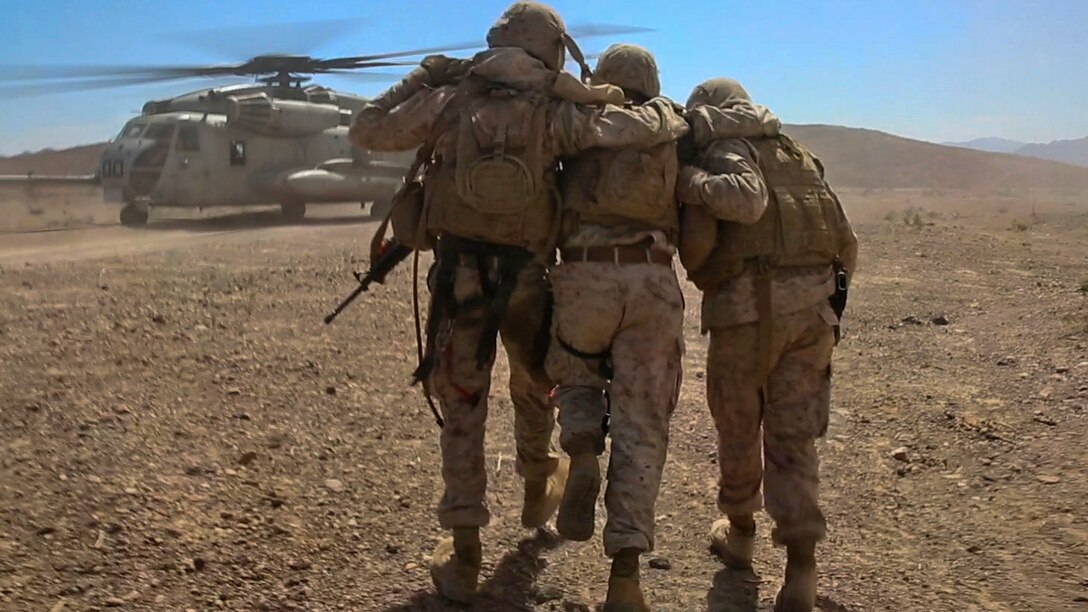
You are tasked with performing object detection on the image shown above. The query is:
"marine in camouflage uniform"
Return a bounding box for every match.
[676,78,858,612]
[349,2,686,604]
[544,43,687,612]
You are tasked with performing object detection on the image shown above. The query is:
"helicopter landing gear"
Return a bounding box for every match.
[120,202,149,227]
[280,201,307,223]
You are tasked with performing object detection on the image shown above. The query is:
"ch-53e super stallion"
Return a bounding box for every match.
[0,22,642,228]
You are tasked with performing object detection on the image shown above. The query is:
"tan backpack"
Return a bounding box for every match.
[561,140,679,242]
[425,80,557,255]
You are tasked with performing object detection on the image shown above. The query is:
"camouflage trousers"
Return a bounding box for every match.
[546,261,684,555]
[425,261,559,529]
[706,300,837,545]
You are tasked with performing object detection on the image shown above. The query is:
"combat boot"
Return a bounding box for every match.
[709,515,756,570]
[774,539,817,612]
[603,548,649,612]
[522,456,570,528]
[556,452,600,541]
[430,527,482,604]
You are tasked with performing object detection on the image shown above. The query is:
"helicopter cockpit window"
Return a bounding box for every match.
[230,141,247,166]
[176,125,200,152]
[144,123,176,143]
[119,123,145,139]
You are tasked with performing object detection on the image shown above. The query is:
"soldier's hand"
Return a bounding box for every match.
[421,54,470,86]
[597,84,626,105]
[676,165,705,204]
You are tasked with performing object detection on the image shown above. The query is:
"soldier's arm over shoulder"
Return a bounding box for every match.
[676,139,768,224]
[349,78,456,152]
[552,97,689,154]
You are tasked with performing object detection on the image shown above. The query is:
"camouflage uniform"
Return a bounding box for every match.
[350,4,686,604]
[545,44,687,611]
[677,78,857,611]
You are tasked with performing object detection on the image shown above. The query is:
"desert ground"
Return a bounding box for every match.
[0,187,1086,611]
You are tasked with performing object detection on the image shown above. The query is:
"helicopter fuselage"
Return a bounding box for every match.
[95,83,412,225]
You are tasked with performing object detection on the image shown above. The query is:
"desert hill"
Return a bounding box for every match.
[0,143,106,176]
[6,125,1088,192]
[1015,136,1088,169]
[943,137,1027,154]
[784,124,1088,191]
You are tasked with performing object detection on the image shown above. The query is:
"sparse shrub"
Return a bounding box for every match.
[884,211,897,223]
[997,206,1009,214]
[1079,279,1088,295]
[1009,220,1030,232]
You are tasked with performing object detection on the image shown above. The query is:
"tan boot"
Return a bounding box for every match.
[603,548,649,612]
[429,527,481,604]
[556,452,600,541]
[522,456,570,528]
[709,515,756,570]
[774,539,817,612]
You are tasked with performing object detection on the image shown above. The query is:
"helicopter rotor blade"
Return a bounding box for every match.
[332,22,653,64]
[161,17,373,60]
[0,74,249,98]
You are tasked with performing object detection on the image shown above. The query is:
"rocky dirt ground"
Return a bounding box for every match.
[0,194,1086,611]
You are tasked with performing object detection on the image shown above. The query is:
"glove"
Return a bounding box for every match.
[676,165,706,205]
[421,54,471,86]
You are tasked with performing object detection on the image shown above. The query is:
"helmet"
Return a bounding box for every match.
[486,2,566,71]
[591,43,660,101]
[686,77,751,109]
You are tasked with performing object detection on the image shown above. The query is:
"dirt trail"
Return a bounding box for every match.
[0,202,1085,611]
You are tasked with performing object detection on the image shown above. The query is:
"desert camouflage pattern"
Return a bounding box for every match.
[350,54,688,167]
[681,78,859,550]
[706,300,837,545]
[427,262,558,528]
[349,48,687,533]
[546,261,684,555]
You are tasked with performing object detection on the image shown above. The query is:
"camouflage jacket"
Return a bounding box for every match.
[678,102,858,329]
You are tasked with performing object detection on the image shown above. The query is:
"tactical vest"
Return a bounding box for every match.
[560,141,680,243]
[426,78,557,256]
[688,134,842,290]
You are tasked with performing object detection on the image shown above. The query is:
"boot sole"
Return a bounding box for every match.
[556,463,599,541]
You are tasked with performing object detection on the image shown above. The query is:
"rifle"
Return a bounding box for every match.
[324,240,412,325]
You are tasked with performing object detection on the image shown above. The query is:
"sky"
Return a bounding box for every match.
[1,0,1087,155]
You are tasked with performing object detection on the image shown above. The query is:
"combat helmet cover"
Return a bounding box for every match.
[686,77,751,109]
[591,43,660,100]
[486,2,567,71]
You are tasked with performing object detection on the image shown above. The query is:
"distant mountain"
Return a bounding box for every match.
[1015,136,1088,168]
[7,128,1088,192]
[785,124,1088,191]
[0,143,107,176]
[943,137,1027,154]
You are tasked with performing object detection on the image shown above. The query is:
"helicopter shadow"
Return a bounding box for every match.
[382,528,565,612]
[144,210,379,233]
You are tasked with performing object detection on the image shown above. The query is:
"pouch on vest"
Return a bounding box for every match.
[455,94,547,216]
[678,202,717,272]
[388,179,434,251]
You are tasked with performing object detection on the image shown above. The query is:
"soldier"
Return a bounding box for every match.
[676,78,858,612]
[349,2,688,604]
[544,44,685,612]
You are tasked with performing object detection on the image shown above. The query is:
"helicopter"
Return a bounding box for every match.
[0,23,647,227]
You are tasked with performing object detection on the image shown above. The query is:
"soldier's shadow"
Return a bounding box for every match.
[706,567,761,612]
[383,528,565,611]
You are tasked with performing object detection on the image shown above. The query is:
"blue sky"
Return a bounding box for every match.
[2,0,1087,155]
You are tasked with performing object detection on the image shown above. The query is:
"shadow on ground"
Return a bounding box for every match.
[384,529,566,611]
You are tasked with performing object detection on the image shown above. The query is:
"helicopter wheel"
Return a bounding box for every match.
[120,203,149,227]
[280,201,307,223]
